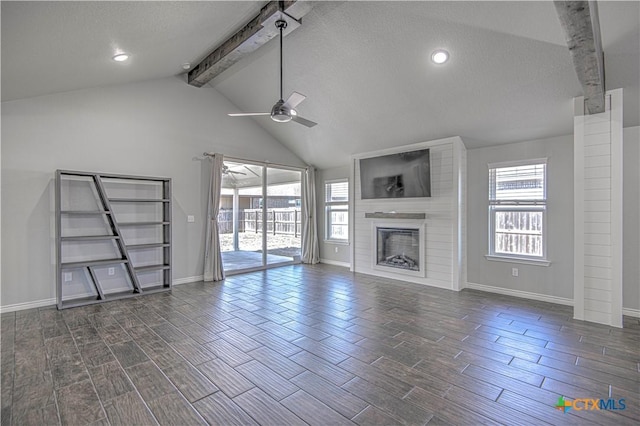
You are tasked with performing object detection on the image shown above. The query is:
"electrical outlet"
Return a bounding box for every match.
[187,215,195,223]
[334,246,339,253]
[108,267,115,276]
[64,272,72,282]
[512,268,519,277]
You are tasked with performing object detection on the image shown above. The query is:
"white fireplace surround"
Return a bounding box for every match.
[372,221,426,277]
[352,137,466,291]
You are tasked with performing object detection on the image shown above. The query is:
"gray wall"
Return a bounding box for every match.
[623,126,640,311]
[1,76,304,309]
[466,135,575,299]
[467,128,639,311]
[315,165,351,265]
[2,71,637,312]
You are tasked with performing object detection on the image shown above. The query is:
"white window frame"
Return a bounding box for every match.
[486,159,550,266]
[325,179,349,244]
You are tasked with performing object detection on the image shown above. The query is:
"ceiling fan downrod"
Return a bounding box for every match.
[275,19,287,102]
[270,19,292,123]
[227,17,317,128]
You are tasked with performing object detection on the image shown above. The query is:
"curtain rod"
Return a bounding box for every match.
[202,152,309,172]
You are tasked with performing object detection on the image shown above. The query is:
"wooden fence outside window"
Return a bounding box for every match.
[218,208,301,237]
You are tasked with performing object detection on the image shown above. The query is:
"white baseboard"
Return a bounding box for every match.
[622,307,640,318]
[0,298,56,313]
[465,282,573,306]
[320,259,350,268]
[173,275,204,286]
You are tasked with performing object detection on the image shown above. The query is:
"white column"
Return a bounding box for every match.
[574,88,623,327]
[452,138,467,291]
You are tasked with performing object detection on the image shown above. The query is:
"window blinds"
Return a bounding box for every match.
[489,162,546,205]
[325,181,349,203]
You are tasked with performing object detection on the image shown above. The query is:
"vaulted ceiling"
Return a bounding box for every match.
[2,1,638,169]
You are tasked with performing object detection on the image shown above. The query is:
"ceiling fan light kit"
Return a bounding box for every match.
[228,18,317,127]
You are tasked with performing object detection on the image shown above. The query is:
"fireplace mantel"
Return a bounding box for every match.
[365,212,426,220]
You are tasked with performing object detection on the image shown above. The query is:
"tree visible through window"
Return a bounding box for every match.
[325,180,349,242]
[489,160,547,259]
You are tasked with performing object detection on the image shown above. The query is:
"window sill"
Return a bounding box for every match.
[325,240,350,245]
[485,255,551,267]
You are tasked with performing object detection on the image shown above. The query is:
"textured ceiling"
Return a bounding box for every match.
[2,1,639,170]
[0,1,264,101]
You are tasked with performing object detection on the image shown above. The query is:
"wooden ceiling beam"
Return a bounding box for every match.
[188,1,313,87]
[554,0,605,114]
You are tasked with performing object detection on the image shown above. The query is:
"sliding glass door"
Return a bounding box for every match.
[219,161,263,271]
[219,158,303,273]
[266,167,302,265]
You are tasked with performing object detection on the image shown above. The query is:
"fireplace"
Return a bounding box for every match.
[373,224,425,277]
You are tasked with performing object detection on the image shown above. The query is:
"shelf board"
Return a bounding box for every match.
[118,221,170,226]
[108,198,170,203]
[59,170,170,182]
[135,264,170,273]
[126,243,170,250]
[61,235,119,241]
[101,289,142,299]
[61,258,128,269]
[59,286,170,309]
[139,285,171,293]
[61,210,112,215]
[60,296,102,309]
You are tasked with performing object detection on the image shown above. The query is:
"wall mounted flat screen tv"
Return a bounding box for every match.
[359,148,431,199]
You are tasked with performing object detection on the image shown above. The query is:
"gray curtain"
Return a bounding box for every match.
[204,153,225,281]
[301,166,320,264]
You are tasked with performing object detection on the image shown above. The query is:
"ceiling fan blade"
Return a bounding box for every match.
[228,112,271,117]
[283,91,306,109]
[291,115,317,128]
[243,165,260,177]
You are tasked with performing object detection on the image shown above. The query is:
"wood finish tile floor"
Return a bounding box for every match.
[2,264,639,425]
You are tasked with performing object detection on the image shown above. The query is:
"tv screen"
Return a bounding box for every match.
[359,148,431,199]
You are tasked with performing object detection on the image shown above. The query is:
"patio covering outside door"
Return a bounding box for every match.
[218,158,307,274]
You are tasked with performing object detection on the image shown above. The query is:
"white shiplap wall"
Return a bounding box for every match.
[455,144,468,291]
[351,137,466,290]
[574,90,623,327]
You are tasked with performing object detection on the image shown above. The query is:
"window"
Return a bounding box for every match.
[488,160,547,262]
[325,180,349,242]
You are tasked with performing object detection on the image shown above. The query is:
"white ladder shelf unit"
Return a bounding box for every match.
[56,170,172,309]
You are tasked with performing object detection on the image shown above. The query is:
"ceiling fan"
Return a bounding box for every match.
[228,19,317,128]
[222,164,246,176]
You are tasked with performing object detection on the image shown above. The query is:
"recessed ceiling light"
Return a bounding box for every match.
[112,53,129,62]
[431,49,449,64]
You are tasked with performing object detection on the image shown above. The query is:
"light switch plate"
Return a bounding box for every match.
[187,215,195,223]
